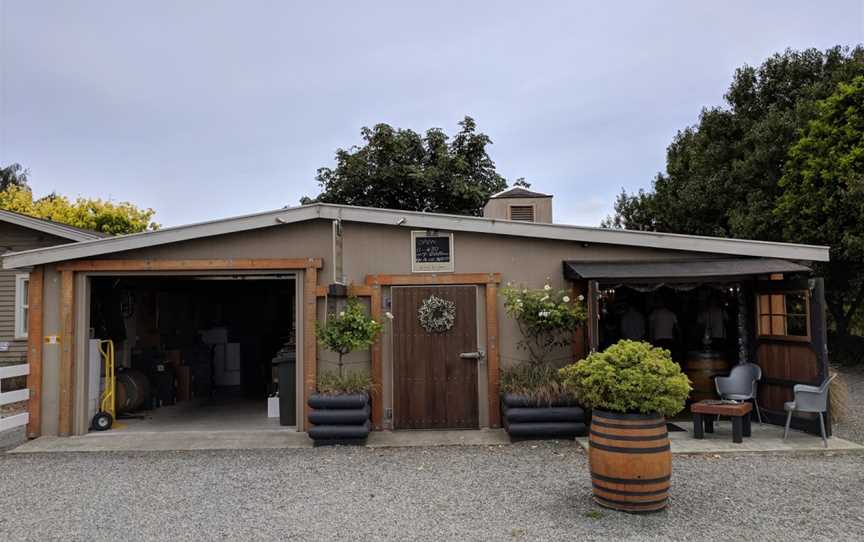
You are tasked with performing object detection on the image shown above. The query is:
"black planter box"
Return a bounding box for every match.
[307,393,371,445]
[502,393,586,439]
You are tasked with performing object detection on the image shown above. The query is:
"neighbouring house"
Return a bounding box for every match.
[0,210,104,370]
[0,189,832,439]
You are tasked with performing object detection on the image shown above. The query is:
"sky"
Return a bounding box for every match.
[1,1,862,228]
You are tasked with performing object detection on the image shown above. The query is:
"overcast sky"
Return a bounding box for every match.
[1,2,861,227]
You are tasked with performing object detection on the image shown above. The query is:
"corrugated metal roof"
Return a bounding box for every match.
[488,187,552,199]
[1,204,830,269]
[562,258,812,280]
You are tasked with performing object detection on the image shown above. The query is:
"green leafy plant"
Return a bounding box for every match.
[316,297,383,389]
[501,282,587,365]
[499,364,571,405]
[559,340,691,417]
[316,370,374,396]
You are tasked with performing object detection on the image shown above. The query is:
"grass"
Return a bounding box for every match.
[499,363,574,405]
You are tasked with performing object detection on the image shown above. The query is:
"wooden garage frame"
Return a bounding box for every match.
[365,273,503,429]
[39,258,323,436]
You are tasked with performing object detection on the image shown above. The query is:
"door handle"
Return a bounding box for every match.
[459,351,485,360]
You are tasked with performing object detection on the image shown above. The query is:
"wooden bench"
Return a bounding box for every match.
[691,401,753,443]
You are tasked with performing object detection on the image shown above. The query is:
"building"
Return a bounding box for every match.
[0,191,830,439]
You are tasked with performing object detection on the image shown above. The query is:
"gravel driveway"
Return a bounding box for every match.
[1,442,862,542]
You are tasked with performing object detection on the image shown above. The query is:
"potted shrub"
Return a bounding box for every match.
[559,340,691,513]
[499,282,587,439]
[307,297,383,445]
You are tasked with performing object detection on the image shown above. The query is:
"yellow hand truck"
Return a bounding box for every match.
[91,340,117,431]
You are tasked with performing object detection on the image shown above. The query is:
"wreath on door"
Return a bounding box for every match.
[418,295,456,333]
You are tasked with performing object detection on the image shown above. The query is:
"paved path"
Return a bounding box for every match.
[1,442,862,541]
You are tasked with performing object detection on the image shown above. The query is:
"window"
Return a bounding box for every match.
[757,290,809,339]
[508,205,535,222]
[14,273,29,339]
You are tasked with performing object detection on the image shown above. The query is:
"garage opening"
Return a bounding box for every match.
[87,274,298,432]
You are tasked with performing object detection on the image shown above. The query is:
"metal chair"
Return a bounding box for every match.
[715,363,763,424]
[783,374,836,448]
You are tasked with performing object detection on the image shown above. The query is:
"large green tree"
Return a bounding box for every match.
[302,117,509,215]
[0,163,30,192]
[776,76,864,337]
[603,46,864,337]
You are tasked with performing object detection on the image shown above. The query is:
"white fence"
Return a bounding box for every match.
[0,363,29,432]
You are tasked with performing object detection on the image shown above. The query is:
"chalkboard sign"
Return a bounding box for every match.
[412,231,454,272]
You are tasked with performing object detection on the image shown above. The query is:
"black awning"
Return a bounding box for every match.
[562,258,812,281]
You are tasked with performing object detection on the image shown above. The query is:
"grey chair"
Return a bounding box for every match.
[783,374,836,448]
[715,363,763,424]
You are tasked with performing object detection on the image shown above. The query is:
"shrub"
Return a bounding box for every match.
[501,282,586,365]
[316,297,383,380]
[499,364,572,405]
[316,370,374,396]
[559,340,691,417]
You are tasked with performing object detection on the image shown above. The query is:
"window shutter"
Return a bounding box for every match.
[509,205,535,222]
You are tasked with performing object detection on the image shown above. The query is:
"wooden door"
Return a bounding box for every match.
[392,286,479,430]
[753,277,830,435]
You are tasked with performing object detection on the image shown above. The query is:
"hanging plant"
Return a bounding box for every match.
[418,295,456,333]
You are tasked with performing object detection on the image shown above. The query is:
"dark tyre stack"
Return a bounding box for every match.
[307,393,371,445]
[502,393,586,439]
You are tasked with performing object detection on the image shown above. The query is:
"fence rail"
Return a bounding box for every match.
[0,363,29,432]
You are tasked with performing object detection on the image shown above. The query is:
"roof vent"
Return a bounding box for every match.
[508,205,535,222]
[482,186,553,223]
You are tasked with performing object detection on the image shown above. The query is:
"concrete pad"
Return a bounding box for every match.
[366,429,510,448]
[9,429,313,453]
[576,420,864,456]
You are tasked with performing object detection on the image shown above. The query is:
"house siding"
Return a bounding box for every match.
[0,222,73,369]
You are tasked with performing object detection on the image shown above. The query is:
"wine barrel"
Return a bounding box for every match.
[685,350,731,402]
[116,369,150,413]
[589,410,671,513]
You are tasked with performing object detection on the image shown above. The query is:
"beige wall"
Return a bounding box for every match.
[42,218,728,434]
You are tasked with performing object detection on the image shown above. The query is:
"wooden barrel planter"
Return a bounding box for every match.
[685,350,730,402]
[589,410,671,513]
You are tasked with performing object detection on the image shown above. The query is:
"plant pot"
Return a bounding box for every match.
[588,410,671,513]
[501,393,586,439]
[307,393,371,445]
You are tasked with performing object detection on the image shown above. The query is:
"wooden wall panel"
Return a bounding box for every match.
[58,270,74,436]
[25,267,44,438]
[303,266,318,431]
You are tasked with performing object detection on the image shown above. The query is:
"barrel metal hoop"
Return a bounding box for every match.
[592,482,669,496]
[592,410,661,421]
[590,429,669,442]
[589,441,671,454]
[591,472,671,485]
[594,494,669,508]
[592,419,667,430]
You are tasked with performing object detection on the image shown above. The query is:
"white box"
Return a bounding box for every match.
[267,396,280,418]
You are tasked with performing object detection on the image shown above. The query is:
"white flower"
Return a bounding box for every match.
[577,294,585,301]
[538,310,550,318]
[562,296,570,303]
[385,311,394,320]
[522,289,527,294]
[371,320,377,324]
[544,284,552,291]
[339,311,345,317]
[541,295,549,301]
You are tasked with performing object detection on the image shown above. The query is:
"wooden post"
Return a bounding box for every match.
[303,266,318,432]
[370,285,383,430]
[25,266,44,438]
[485,282,500,428]
[571,281,588,361]
[58,270,75,436]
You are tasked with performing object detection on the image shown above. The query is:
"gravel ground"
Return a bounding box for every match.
[834,365,864,444]
[1,442,862,542]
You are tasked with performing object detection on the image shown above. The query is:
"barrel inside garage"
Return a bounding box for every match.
[86,273,300,432]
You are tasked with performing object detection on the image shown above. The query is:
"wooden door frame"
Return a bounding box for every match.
[47,258,322,436]
[365,273,502,429]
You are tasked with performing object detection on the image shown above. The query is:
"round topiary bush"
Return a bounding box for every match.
[559,340,692,417]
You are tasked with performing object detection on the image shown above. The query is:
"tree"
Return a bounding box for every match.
[0,163,30,192]
[776,76,864,337]
[0,185,159,235]
[606,46,864,237]
[302,116,509,216]
[603,46,864,337]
